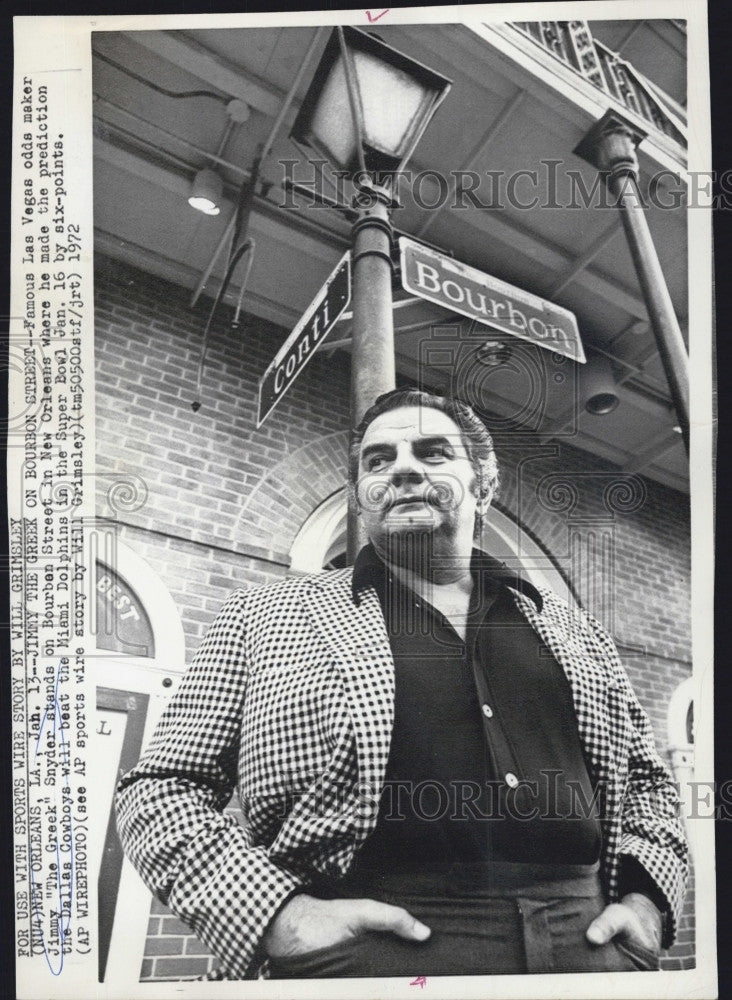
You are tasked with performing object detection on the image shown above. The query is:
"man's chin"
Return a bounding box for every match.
[380,520,439,548]
[384,508,437,529]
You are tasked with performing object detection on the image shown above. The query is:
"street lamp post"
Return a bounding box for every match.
[291,26,451,560]
[350,181,396,427]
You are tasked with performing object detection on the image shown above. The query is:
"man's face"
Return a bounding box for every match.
[355,405,484,558]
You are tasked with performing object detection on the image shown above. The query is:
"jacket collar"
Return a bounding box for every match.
[351,543,543,613]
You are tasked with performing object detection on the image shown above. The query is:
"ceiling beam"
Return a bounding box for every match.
[537,378,673,447]
[424,194,651,320]
[94,227,302,331]
[95,135,192,197]
[621,427,681,474]
[403,140,655,323]
[337,296,423,324]
[591,342,673,400]
[416,88,526,239]
[548,220,622,297]
[614,20,646,54]
[95,96,250,177]
[323,315,441,355]
[125,30,283,117]
[95,137,348,264]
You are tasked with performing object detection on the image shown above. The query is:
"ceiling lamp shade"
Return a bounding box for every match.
[188,168,223,215]
[476,339,513,367]
[291,26,452,177]
[582,354,620,415]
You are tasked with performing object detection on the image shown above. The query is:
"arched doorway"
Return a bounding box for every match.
[89,538,186,985]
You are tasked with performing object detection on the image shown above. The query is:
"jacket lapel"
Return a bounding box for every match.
[300,573,394,823]
[510,589,620,791]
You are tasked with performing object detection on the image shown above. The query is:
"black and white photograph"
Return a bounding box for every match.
[6,4,716,998]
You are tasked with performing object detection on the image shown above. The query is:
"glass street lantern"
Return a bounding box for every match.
[291,25,452,181]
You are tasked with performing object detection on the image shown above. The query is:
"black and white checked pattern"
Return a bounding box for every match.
[512,588,688,946]
[116,570,687,979]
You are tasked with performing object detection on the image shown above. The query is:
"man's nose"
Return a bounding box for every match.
[390,445,424,484]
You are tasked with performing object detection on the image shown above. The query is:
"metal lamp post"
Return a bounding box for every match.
[291,26,452,560]
[575,110,690,454]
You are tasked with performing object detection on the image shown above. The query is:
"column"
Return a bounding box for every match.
[575,110,690,453]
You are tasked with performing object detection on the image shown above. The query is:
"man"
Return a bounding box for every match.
[116,388,687,980]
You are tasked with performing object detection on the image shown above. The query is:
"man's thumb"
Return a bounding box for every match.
[586,903,631,945]
[356,900,431,941]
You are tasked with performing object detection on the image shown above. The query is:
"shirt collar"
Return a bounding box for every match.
[351,543,543,612]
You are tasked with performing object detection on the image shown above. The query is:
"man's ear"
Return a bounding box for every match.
[477,486,493,519]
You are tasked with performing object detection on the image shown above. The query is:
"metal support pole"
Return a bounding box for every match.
[608,173,689,451]
[574,110,690,453]
[346,182,396,563]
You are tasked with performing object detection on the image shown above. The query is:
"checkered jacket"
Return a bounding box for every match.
[115,569,688,979]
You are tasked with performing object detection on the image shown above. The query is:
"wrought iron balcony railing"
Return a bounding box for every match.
[513,21,686,149]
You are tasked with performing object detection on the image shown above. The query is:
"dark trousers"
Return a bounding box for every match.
[267,862,660,979]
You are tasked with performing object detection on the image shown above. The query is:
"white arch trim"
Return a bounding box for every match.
[479,506,572,604]
[289,488,570,602]
[667,676,695,858]
[668,675,694,759]
[289,489,348,574]
[95,538,187,670]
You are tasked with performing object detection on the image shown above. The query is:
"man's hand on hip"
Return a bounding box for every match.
[263,893,431,960]
[585,893,663,954]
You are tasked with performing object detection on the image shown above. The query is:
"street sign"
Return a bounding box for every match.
[257,251,351,427]
[399,237,585,363]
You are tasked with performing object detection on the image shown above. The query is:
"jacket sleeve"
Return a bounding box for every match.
[114,588,302,978]
[587,613,689,947]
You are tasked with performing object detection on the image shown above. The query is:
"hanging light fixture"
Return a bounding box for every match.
[188,167,223,215]
[582,354,620,415]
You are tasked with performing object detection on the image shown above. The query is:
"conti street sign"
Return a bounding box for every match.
[257,252,351,427]
[399,237,585,363]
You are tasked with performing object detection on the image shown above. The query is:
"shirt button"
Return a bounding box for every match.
[505,772,519,788]
[481,703,493,719]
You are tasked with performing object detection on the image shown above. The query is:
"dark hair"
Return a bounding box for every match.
[348,388,499,515]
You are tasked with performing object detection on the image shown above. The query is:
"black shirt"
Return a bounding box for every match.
[348,545,602,875]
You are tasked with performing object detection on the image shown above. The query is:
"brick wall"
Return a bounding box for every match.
[94,256,694,979]
[142,896,215,981]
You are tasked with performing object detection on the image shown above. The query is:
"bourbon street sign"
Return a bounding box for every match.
[257,251,351,427]
[399,236,585,363]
